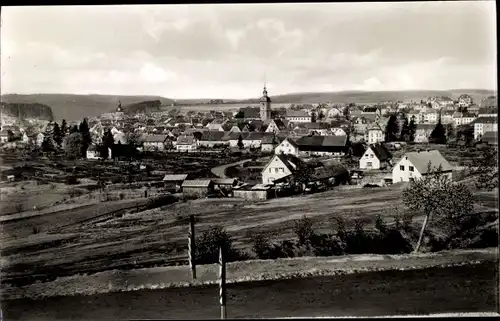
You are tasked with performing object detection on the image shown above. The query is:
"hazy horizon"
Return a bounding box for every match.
[1,2,497,99]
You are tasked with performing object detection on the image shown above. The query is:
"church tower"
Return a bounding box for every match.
[260,85,271,121]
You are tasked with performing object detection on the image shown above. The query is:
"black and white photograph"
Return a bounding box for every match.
[0,2,498,320]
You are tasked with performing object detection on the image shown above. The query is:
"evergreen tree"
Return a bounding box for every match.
[445,123,455,141]
[400,117,410,142]
[53,122,63,148]
[69,125,79,134]
[408,116,417,142]
[318,110,325,122]
[41,136,55,154]
[430,118,447,144]
[384,114,399,142]
[79,118,92,157]
[60,119,68,138]
[101,129,115,159]
[237,134,244,149]
[311,110,317,123]
[343,106,350,120]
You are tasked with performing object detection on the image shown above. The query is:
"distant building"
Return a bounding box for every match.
[366,122,385,145]
[392,150,453,183]
[458,94,473,108]
[286,110,311,123]
[182,180,214,198]
[176,135,197,152]
[260,86,272,121]
[471,116,498,140]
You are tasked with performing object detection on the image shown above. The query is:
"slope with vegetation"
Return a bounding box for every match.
[0,102,54,121]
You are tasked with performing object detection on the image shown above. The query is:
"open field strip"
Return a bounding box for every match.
[1,247,496,300]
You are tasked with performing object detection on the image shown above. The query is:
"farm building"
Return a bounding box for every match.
[233,183,272,201]
[142,135,168,151]
[163,174,188,192]
[359,143,392,170]
[392,150,453,183]
[197,131,230,148]
[295,135,348,157]
[182,180,214,198]
[213,178,238,196]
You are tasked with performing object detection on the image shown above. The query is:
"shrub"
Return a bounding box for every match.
[66,176,79,185]
[374,215,387,234]
[293,215,315,245]
[309,233,345,256]
[15,204,24,213]
[119,192,125,200]
[32,226,40,234]
[195,225,250,265]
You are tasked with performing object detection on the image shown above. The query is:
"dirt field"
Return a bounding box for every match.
[2,181,497,292]
[2,261,497,320]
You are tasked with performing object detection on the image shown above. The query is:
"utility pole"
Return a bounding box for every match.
[219,245,227,320]
[188,215,196,281]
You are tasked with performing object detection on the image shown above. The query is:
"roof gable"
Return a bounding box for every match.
[404,150,452,174]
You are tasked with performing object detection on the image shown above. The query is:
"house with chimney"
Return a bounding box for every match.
[275,137,300,156]
[366,122,385,144]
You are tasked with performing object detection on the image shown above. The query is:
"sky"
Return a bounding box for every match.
[0,2,497,99]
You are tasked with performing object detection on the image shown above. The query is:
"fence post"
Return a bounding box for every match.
[219,245,227,319]
[188,215,196,280]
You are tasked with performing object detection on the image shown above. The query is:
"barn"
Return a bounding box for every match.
[163,174,188,193]
[233,184,272,201]
[182,180,214,198]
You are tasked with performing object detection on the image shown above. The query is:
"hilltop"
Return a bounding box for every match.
[0,94,174,121]
[1,89,496,121]
[0,102,54,122]
[232,89,497,105]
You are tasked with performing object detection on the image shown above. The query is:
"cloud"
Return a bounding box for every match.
[1,3,496,98]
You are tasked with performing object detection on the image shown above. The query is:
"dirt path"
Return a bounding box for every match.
[2,262,496,320]
[210,159,252,178]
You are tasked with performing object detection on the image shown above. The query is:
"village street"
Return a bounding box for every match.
[2,261,496,320]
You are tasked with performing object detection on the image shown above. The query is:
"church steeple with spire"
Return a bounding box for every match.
[259,84,271,121]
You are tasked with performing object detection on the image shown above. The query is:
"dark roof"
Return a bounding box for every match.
[274,154,305,172]
[481,131,498,145]
[271,119,287,130]
[141,134,167,143]
[311,165,349,181]
[478,107,497,114]
[362,107,378,113]
[470,116,498,125]
[228,132,273,141]
[303,122,331,130]
[368,143,392,161]
[295,135,348,151]
[200,131,227,141]
[350,142,367,158]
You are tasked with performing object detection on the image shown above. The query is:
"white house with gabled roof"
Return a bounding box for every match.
[274,137,299,156]
[392,150,453,183]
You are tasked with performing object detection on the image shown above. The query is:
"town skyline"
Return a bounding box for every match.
[1,2,497,99]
